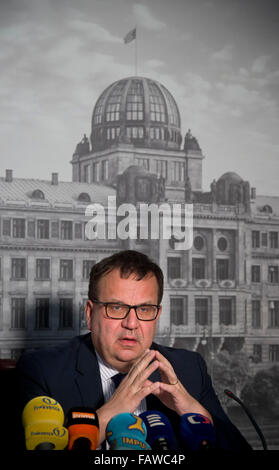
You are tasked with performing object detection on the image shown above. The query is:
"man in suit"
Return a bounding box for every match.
[17,250,251,450]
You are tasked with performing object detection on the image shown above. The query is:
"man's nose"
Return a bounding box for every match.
[121,307,139,329]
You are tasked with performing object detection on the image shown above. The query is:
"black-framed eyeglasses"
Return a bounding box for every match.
[91,298,160,321]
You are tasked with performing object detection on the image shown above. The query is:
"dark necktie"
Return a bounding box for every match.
[101,373,127,450]
[111,372,126,390]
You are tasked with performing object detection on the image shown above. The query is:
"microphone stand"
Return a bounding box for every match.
[224,389,268,450]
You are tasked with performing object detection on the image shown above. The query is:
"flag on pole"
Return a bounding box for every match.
[123,27,136,44]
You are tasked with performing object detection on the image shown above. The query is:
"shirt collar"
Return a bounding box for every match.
[95,350,119,382]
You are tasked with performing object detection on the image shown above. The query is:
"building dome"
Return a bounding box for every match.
[90,76,182,152]
[216,171,250,206]
[218,172,243,184]
[122,164,150,176]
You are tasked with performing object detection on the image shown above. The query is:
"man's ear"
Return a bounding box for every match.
[85,300,94,330]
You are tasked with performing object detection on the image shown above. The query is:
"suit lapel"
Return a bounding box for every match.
[74,334,104,410]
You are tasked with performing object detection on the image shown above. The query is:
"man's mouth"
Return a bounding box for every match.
[119,337,138,345]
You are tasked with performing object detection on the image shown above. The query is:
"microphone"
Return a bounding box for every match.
[22,396,68,450]
[140,410,176,450]
[180,413,216,451]
[224,389,268,450]
[65,407,99,451]
[106,413,151,450]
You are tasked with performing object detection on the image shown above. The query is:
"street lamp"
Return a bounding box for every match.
[201,327,208,346]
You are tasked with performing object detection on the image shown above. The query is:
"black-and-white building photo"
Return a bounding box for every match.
[1,0,279,450]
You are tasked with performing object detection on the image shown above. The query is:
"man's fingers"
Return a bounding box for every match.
[131,358,159,388]
[135,380,160,401]
[127,349,156,383]
[156,358,178,385]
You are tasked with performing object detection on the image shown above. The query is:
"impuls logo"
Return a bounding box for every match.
[84,196,193,251]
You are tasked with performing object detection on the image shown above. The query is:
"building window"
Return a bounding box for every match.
[106,127,120,140]
[51,221,59,238]
[82,260,96,280]
[253,344,262,363]
[27,220,35,237]
[105,81,126,122]
[252,231,260,248]
[35,298,50,329]
[59,298,73,328]
[192,258,205,280]
[171,162,185,182]
[106,102,120,121]
[251,265,261,283]
[195,298,209,325]
[12,218,25,238]
[148,82,166,122]
[194,236,204,251]
[269,345,279,362]
[74,223,83,239]
[2,218,11,236]
[11,258,26,279]
[217,237,228,251]
[61,221,73,240]
[270,232,278,249]
[155,160,168,179]
[60,260,73,280]
[219,298,236,325]
[252,300,261,328]
[11,298,26,329]
[216,259,229,281]
[126,126,144,140]
[77,193,91,203]
[268,266,279,284]
[150,127,165,140]
[170,297,188,325]
[261,232,268,247]
[136,158,149,170]
[93,89,107,124]
[37,220,50,239]
[161,85,179,126]
[126,80,144,120]
[31,189,45,200]
[269,301,279,327]
[36,259,50,280]
[167,257,181,279]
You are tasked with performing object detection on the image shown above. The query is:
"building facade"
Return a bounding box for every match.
[0,76,278,373]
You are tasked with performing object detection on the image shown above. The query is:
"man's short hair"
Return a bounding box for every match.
[88,250,164,304]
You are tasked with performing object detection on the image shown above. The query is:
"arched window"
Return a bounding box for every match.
[262,204,273,214]
[78,192,91,203]
[217,237,228,251]
[194,235,205,251]
[31,189,45,200]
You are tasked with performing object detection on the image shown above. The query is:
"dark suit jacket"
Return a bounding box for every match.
[16,333,251,451]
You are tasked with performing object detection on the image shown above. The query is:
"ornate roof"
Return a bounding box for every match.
[0,176,115,208]
[90,76,182,151]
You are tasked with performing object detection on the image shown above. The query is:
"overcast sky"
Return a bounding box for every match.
[1,0,279,195]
